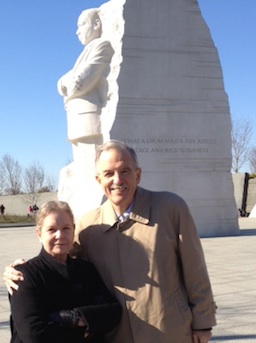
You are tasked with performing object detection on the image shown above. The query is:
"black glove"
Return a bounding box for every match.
[49,309,81,328]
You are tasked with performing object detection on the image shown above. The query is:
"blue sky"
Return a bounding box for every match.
[0,0,255,184]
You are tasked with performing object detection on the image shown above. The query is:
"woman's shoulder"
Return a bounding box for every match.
[68,257,101,279]
[12,255,46,290]
[15,254,50,281]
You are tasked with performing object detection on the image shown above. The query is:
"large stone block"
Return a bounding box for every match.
[57,0,239,236]
[110,0,239,236]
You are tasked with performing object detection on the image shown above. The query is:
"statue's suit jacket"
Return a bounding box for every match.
[58,38,114,142]
[74,186,216,343]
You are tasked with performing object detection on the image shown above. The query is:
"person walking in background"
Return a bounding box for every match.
[32,204,39,215]
[9,201,121,343]
[0,204,5,215]
[27,205,33,217]
[5,140,216,343]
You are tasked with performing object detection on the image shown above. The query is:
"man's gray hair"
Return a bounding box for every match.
[95,140,139,172]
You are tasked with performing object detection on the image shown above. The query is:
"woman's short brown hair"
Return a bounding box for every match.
[36,201,74,231]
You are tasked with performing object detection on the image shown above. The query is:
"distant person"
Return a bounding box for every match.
[8,201,121,343]
[33,204,39,214]
[5,141,216,343]
[27,205,33,217]
[57,8,114,162]
[0,204,5,215]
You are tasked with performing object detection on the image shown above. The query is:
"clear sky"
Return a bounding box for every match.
[0,0,255,184]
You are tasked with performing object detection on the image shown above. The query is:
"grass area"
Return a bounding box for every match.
[0,215,35,224]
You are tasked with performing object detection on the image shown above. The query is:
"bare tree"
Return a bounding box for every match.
[1,154,22,194]
[0,154,57,201]
[40,175,57,192]
[0,163,5,195]
[231,118,252,173]
[249,147,256,173]
[22,161,45,205]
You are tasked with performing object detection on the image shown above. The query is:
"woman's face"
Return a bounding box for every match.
[37,211,74,263]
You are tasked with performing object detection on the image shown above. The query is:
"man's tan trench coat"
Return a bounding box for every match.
[74,187,216,342]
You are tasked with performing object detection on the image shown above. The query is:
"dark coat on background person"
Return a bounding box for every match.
[74,186,216,343]
[10,248,121,343]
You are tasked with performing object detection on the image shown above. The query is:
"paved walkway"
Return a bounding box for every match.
[0,218,256,342]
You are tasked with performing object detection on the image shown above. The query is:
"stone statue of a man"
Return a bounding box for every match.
[57,8,114,149]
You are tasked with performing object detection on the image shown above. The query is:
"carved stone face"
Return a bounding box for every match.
[76,11,101,45]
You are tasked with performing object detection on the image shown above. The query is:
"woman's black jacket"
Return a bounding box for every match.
[10,248,121,343]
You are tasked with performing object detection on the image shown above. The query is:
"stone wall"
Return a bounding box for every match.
[0,192,57,216]
[110,0,239,237]
[232,173,256,215]
[1,178,255,220]
[247,178,256,213]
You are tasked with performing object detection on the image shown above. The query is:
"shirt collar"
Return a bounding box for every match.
[116,202,133,222]
[100,187,151,232]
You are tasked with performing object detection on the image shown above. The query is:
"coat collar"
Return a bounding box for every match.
[39,248,72,279]
[100,187,151,232]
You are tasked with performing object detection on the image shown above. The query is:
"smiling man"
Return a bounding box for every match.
[95,143,141,217]
[73,139,217,343]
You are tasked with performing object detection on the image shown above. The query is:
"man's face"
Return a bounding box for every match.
[96,148,141,214]
[76,13,100,45]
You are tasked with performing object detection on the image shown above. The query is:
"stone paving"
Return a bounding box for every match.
[0,218,256,342]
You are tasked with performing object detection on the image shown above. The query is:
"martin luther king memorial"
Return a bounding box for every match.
[58,0,239,237]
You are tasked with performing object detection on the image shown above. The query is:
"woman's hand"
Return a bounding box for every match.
[3,259,26,295]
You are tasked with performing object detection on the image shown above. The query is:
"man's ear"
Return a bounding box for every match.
[136,168,142,184]
[94,18,101,31]
[95,174,101,185]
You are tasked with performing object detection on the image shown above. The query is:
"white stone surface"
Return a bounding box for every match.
[57,9,114,144]
[57,4,120,219]
[110,0,239,236]
[57,0,239,234]
[249,204,256,218]
[232,173,247,210]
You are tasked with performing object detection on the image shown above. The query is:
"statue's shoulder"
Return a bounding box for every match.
[89,37,113,51]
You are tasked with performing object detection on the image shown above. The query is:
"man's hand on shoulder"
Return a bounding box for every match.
[192,329,212,343]
[3,259,26,295]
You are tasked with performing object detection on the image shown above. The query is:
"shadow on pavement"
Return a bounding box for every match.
[212,335,256,341]
[240,229,256,236]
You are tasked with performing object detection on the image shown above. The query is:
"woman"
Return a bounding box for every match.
[9,201,121,343]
